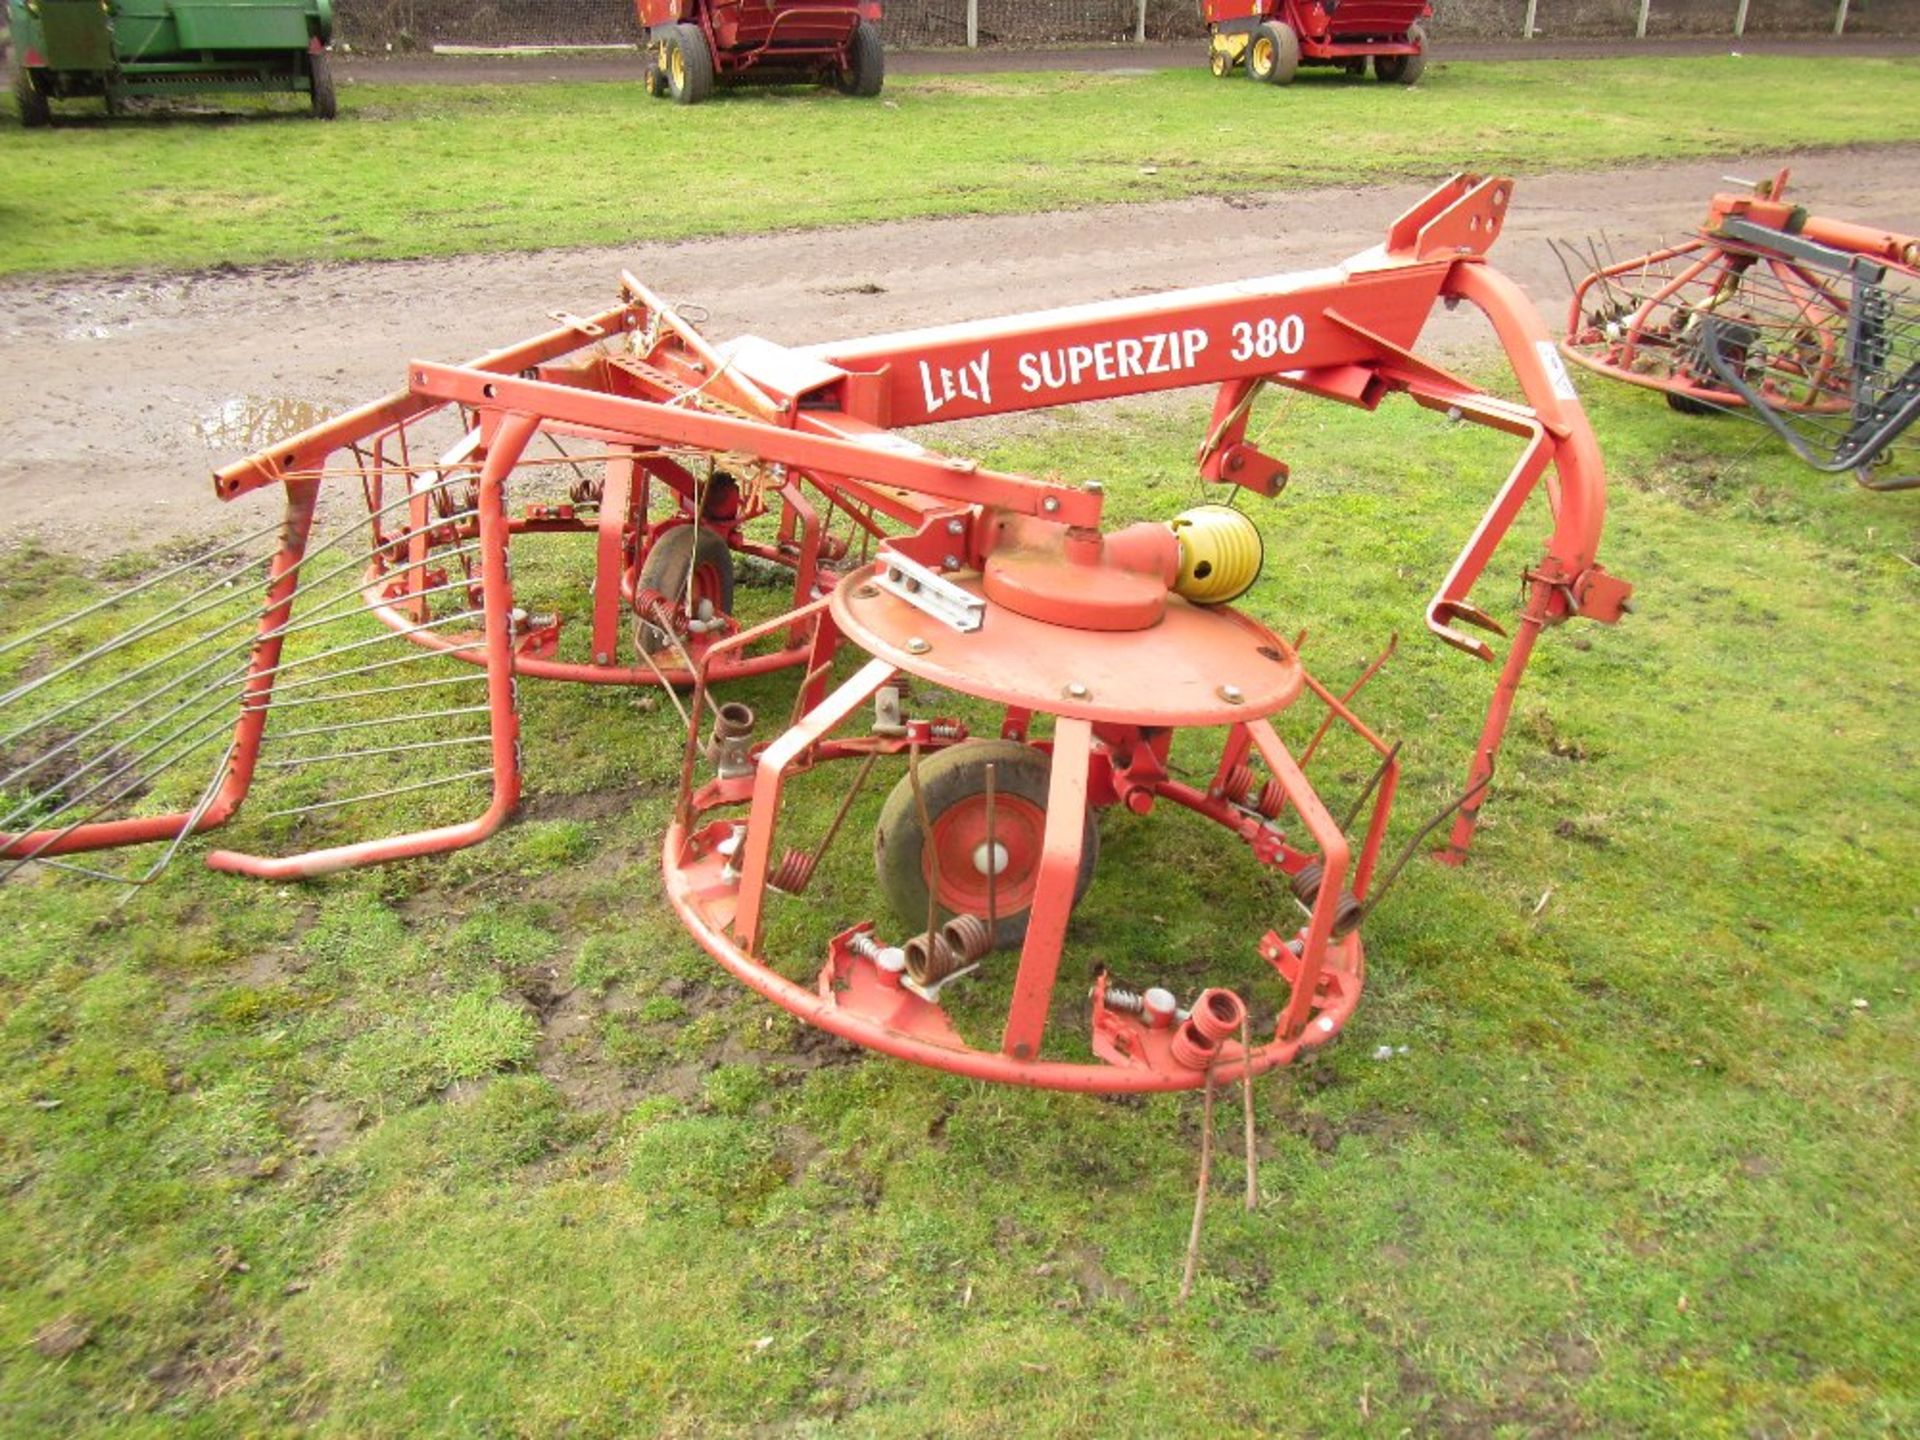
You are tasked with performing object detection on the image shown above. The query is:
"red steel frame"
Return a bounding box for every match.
[5,173,1629,979]
[1203,0,1431,74]
[1562,171,1920,414]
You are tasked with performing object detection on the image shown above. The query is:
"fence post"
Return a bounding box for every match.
[1523,0,1538,37]
[1734,0,1749,37]
[1636,0,1651,38]
[1136,0,1147,43]
[967,0,978,47]
[1833,0,1850,34]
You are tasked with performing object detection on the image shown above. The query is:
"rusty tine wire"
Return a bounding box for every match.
[1179,1063,1218,1305]
[1240,1015,1258,1213]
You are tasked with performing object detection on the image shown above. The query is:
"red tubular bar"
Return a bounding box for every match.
[203,413,535,878]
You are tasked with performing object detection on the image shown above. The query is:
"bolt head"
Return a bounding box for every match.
[943,554,961,570]
[1219,684,1245,705]
[1042,496,1061,513]
[1063,681,1090,701]
[946,518,965,535]
[906,637,931,655]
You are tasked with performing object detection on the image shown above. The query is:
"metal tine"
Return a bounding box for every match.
[259,767,494,820]
[0,672,241,829]
[1,596,481,810]
[264,704,491,744]
[122,737,241,893]
[0,714,240,881]
[264,667,487,714]
[0,473,465,711]
[0,514,285,663]
[0,654,249,821]
[0,570,475,791]
[267,638,484,697]
[0,526,478,753]
[242,609,484,688]
[262,732,492,770]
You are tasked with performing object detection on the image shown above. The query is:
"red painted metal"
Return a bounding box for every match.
[6,176,1628,1086]
[1561,171,1919,490]
[1199,0,1431,81]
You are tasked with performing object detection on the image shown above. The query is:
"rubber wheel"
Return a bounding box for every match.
[1245,22,1299,86]
[1208,46,1232,78]
[874,739,1099,952]
[15,67,52,128]
[1665,390,1722,417]
[635,524,734,655]
[666,24,714,105]
[835,21,884,97]
[1374,25,1426,84]
[644,55,669,98]
[308,51,337,119]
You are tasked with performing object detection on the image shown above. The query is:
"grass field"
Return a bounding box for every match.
[3,56,1920,275]
[1,368,1914,1435]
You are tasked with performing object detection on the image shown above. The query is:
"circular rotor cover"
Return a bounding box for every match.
[832,569,1303,726]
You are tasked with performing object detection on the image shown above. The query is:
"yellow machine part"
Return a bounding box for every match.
[1169,504,1263,604]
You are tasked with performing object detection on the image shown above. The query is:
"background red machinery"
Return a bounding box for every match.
[632,0,883,103]
[1,176,1630,1088]
[1202,0,1431,86]
[1561,171,1919,491]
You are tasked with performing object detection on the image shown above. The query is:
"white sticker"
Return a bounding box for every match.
[1536,340,1581,403]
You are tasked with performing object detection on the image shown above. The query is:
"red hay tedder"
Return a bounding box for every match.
[1202,0,1430,86]
[1561,172,1920,491]
[1,176,1632,1092]
[633,0,884,103]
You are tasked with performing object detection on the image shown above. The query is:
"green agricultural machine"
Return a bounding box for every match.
[9,0,337,124]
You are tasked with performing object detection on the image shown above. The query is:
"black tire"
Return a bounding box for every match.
[1374,25,1426,84]
[644,55,669,98]
[308,51,337,119]
[874,739,1099,952]
[1207,44,1231,78]
[634,524,735,654]
[1665,389,1722,417]
[1245,22,1299,85]
[835,21,884,98]
[15,66,51,128]
[666,24,714,106]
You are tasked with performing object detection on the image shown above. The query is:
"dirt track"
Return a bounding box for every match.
[4,146,1917,550]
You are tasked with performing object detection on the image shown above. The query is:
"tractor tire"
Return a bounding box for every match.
[634,524,735,655]
[644,54,669,98]
[1208,45,1232,78]
[1665,390,1722,417]
[14,66,51,128]
[1245,22,1299,86]
[1374,25,1426,85]
[666,24,715,105]
[835,21,884,98]
[874,739,1099,952]
[308,51,338,120]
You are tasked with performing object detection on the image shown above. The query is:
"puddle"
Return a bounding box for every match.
[197,395,334,454]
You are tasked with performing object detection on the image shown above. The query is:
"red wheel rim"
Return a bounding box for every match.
[926,793,1046,916]
[690,559,726,612]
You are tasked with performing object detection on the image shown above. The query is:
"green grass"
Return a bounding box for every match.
[0,369,1914,1434]
[3,56,1919,276]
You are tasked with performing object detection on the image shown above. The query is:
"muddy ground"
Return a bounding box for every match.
[3,146,1917,551]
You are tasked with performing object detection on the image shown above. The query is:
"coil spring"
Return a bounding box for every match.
[1222,763,1285,819]
[1171,987,1247,1069]
[905,912,993,986]
[768,848,818,895]
[1289,860,1367,938]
